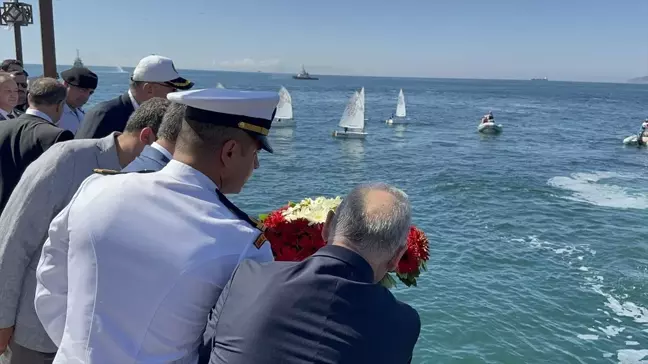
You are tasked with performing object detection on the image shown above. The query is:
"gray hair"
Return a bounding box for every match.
[27,77,67,106]
[156,102,185,142]
[331,183,411,256]
[124,97,170,134]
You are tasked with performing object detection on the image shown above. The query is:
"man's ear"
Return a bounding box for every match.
[138,127,156,145]
[141,82,150,94]
[387,244,407,273]
[322,210,335,243]
[219,139,238,167]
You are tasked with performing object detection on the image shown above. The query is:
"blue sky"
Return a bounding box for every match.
[1,0,647,81]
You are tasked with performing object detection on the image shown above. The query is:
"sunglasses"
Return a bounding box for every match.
[16,82,27,88]
[152,82,177,92]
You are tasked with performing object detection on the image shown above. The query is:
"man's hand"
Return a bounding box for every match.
[0,326,14,355]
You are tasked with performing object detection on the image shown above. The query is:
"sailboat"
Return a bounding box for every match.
[216,83,225,89]
[73,49,84,68]
[273,86,294,127]
[332,88,367,139]
[386,89,407,124]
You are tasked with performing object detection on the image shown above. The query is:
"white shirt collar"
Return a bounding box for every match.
[160,160,217,192]
[150,142,173,161]
[0,108,9,120]
[63,103,83,116]
[25,108,54,124]
[59,104,84,133]
[128,89,140,110]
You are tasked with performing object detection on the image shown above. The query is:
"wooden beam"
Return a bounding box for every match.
[39,0,57,78]
[13,24,22,62]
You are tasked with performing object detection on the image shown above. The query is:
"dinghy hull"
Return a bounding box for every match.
[623,135,646,146]
[386,118,407,125]
[273,118,296,127]
[332,130,367,139]
[478,122,503,134]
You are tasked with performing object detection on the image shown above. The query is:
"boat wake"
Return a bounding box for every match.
[547,172,648,210]
[514,235,648,363]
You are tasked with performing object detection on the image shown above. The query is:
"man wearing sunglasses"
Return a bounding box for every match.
[75,55,193,139]
[8,72,28,118]
[58,67,98,135]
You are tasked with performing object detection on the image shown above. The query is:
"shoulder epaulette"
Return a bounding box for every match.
[93,168,157,175]
[214,188,268,249]
[93,168,121,175]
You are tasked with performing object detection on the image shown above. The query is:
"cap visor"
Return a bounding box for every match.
[166,77,194,90]
[256,135,273,153]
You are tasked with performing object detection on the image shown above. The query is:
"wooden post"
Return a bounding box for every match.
[39,0,56,78]
[13,23,22,62]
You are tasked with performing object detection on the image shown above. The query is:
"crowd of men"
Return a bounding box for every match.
[0,55,421,364]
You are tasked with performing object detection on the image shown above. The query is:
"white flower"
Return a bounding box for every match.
[282,196,343,224]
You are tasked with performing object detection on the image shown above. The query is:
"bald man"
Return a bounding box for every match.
[202,182,421,364]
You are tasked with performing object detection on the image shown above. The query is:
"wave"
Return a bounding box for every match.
[516,235,648,363]
[547,172,648,209]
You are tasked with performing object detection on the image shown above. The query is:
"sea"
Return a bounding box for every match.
[25,65,648,363]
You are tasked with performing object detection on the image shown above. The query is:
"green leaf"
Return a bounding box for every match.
[379,273,398,289]
[258,213,269,222]
[395,272,418,287]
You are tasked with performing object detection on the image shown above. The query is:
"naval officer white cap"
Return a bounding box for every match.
[167,88,280,153]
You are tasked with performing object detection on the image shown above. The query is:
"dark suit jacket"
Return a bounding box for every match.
[12,104,27,118]
[203,245,421,364]
[75,93,134,139]
[121,144,171,172]
[0,113,74,213]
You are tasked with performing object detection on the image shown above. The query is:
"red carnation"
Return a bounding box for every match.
[397,249,420,274]
[397,226,430,275]
[261,200,430,287]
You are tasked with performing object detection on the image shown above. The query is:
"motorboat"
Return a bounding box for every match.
[478,119,503,134]
[623,134,647,146]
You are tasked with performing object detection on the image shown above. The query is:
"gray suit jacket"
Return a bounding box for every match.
[122,144,170,172]
[0,133,121,353]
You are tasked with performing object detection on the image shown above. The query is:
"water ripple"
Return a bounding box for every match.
[37,66,648,363]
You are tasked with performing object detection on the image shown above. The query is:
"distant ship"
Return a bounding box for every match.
[293,65,319,80]
[531,77,548,81]
[73,49,84,68]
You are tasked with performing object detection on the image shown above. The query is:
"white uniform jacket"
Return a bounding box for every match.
[34,160,274,364]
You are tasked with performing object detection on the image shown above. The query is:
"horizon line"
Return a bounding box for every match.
[20,63,641,85]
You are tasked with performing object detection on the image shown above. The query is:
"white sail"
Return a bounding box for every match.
[216,83,225,89]
[339,90,365,130]
[275,86,293,119]
[395,89,406,117]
